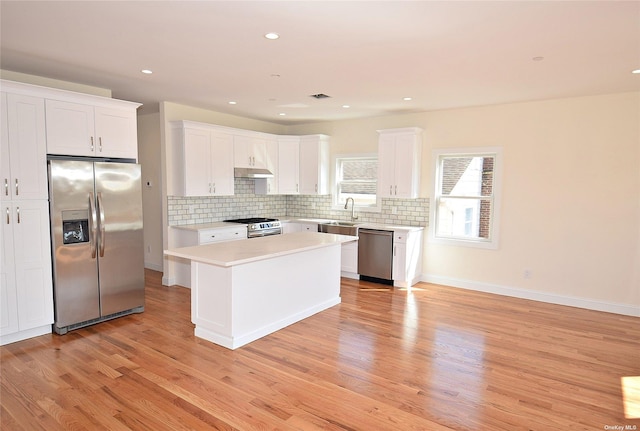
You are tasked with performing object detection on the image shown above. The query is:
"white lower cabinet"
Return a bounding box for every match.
[283,221,318,233]
[392,229,423,288]
[1,200,54,345]
[170,225,247,288]
[340,240,359,278]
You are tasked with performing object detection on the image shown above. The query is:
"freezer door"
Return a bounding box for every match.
[94,162,144,316]
[49,160,101,327]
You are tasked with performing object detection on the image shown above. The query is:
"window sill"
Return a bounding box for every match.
[428,235,499,250]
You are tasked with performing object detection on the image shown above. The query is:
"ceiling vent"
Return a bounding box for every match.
[310,93,331,99]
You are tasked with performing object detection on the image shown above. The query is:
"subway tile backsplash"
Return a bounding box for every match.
[168,178,429,227]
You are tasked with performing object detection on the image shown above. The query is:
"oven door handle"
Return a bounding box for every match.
[248,228,282,238]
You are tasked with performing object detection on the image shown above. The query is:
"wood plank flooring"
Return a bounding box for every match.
[2,269,639,430]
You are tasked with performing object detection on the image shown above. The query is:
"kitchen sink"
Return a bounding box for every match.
[318,221,360,236]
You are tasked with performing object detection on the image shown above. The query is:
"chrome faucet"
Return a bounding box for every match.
[344,197,358,221]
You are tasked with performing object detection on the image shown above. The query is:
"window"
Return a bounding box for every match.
[431,148,502,248]
[334,155,378,209]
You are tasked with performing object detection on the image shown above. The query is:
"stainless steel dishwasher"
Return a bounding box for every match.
[358,228,394,283]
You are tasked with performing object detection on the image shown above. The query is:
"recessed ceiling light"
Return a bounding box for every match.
[278,112,286,116]
[141,69,153,74]
[264,32,280,40]
[342,105,350,108]
[403,97,412,101]
[632,69,640,74]
[228,101,237,105]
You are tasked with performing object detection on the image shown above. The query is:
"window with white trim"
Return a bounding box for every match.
[334,155,378,209]
[431,148,502,248]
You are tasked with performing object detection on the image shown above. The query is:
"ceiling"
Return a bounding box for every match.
[1,1,639,125]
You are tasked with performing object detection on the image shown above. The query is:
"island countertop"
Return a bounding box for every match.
[164,231,357,267]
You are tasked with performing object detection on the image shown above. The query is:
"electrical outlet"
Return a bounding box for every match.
[189,204,196,214]
[523,269,532,279]
[392,206,398,214]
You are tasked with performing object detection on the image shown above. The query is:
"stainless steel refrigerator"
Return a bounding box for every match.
[48,158,144,334]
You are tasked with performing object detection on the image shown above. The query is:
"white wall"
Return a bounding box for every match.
[138,112,163,271]
[420,93,639,315]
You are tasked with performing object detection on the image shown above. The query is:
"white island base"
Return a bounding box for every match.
[165,232,354,349]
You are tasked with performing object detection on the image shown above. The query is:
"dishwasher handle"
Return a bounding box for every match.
[358,228,393,236]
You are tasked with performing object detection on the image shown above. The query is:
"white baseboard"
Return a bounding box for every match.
[144,261,163,272]
[421,274,640,317]
[341,271,359,280]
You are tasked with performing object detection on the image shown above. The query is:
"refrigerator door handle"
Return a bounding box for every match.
[89,192,97,258]
[97,192,106,257]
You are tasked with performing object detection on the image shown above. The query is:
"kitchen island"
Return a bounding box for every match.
[164,232,357,349]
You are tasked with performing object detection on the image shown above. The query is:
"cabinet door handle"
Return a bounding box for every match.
[389,185,393,195]
[90,136,94,151]
[4,179,7,196]
[394,185,397,195]
[16,206,20,224]
[99,137,103,152]
[315,184,318,192]
[212,182,216,193]
[15,179,18,196]
[5,207,9,224]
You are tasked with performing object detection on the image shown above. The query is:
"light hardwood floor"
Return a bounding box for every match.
[1,269,639,430]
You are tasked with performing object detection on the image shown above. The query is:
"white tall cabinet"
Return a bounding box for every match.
[0,89,54,345]
[377,127,422,198]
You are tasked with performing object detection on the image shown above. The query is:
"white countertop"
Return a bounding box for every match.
[291,218,424,233]
[165,231,357,267]
[171,218,424,233]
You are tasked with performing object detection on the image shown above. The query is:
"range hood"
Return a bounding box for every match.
[234,167,274,179]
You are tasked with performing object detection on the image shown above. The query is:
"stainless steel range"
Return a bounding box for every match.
[224,217,282,238]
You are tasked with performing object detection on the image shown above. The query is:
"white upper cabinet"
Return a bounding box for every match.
[299,134,330,195]
[171,120,331,197]
[377,127,422,198]
[172,121,234,197]
[234,134,267,169]
[276,136,300,194]
[1,92,48,201]
[46,100,139,159]
[210,132,235,195]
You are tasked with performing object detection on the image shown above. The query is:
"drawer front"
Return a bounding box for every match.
[199,228,247,244]
[393,231,406,243]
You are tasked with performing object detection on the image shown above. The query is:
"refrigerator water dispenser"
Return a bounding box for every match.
[61,210,89,245]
